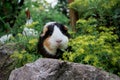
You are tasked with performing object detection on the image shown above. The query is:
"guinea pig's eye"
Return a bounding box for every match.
[46,25,54,36]
[48,31,53,35]
[46,29,53,36]
[61,27,67,33]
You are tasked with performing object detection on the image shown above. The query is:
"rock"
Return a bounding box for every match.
[9,58,120,80]
[0,43,18,80]
[0,43,17,68]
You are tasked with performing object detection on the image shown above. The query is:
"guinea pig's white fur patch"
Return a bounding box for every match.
[43,25,69,55]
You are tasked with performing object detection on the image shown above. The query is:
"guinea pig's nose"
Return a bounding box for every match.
[56,40,62,43]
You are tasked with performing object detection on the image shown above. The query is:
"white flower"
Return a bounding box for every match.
[0,34,12,44]
[22,27,38,36]
[25,18,33,25]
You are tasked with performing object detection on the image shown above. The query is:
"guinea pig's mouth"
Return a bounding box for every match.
[56,44,61,48]
[56,44,66,50]
[55,43,62,49]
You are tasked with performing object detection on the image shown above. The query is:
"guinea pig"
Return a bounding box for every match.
[37,22,70,59]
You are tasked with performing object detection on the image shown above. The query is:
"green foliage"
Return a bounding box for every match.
[13,0,69,34]
[0,0,24,35]
[9,22,42,68]
[67,1,120,76]
[69,0,120,39]
[76,18,98,35]
[69,0,119,20]
[11,50,40,68]
[55,0,68,17]
[63,18,120,76]
[10,31,41,67]
[1,0,69,68]
[0,0,69,36]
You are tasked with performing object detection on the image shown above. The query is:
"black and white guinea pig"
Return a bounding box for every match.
[37,22,70,59]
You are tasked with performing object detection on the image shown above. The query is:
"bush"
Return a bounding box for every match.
[12,0,69,35]
[69,0,120,40]
[2,0,69,68]
[10,33,42,67]
[11,50,40,68]
[0,0,69,37]
[63,18,120,76]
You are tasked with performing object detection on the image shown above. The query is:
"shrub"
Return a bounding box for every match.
[11,50,40,68]
[63,18,120,76]
[9,22,42,68]
[69,0,120,40]
[0,0,24,34]
[5,0,69,68]
[10,33,41,67]
[0,0,69,37]
[12,0,69,35]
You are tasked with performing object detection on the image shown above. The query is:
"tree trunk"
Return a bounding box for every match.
[68,0,78,32]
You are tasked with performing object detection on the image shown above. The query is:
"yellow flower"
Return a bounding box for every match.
[76,19,87,24]
[84,55,92,62]
[84,42,89,45]
[17,33,22,37]
[10,36,15,40]
[112,57,117,65]
[84,55,99,66]
[77,48,85,53]
[29,39,38,44]
[11,51,23,59]
[69,53,76,62]
[18,54,23,59]
[26,21,39,28]
[21,50,27,54]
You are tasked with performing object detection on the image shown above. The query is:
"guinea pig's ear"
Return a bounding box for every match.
[41,26,48,37]
[64,26,68,31]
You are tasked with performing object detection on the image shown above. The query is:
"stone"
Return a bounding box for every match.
[9,58,120,80]
[0,43,22,80]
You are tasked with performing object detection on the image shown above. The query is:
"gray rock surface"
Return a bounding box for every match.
[9,58,120,80]
[0,43,17,80]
